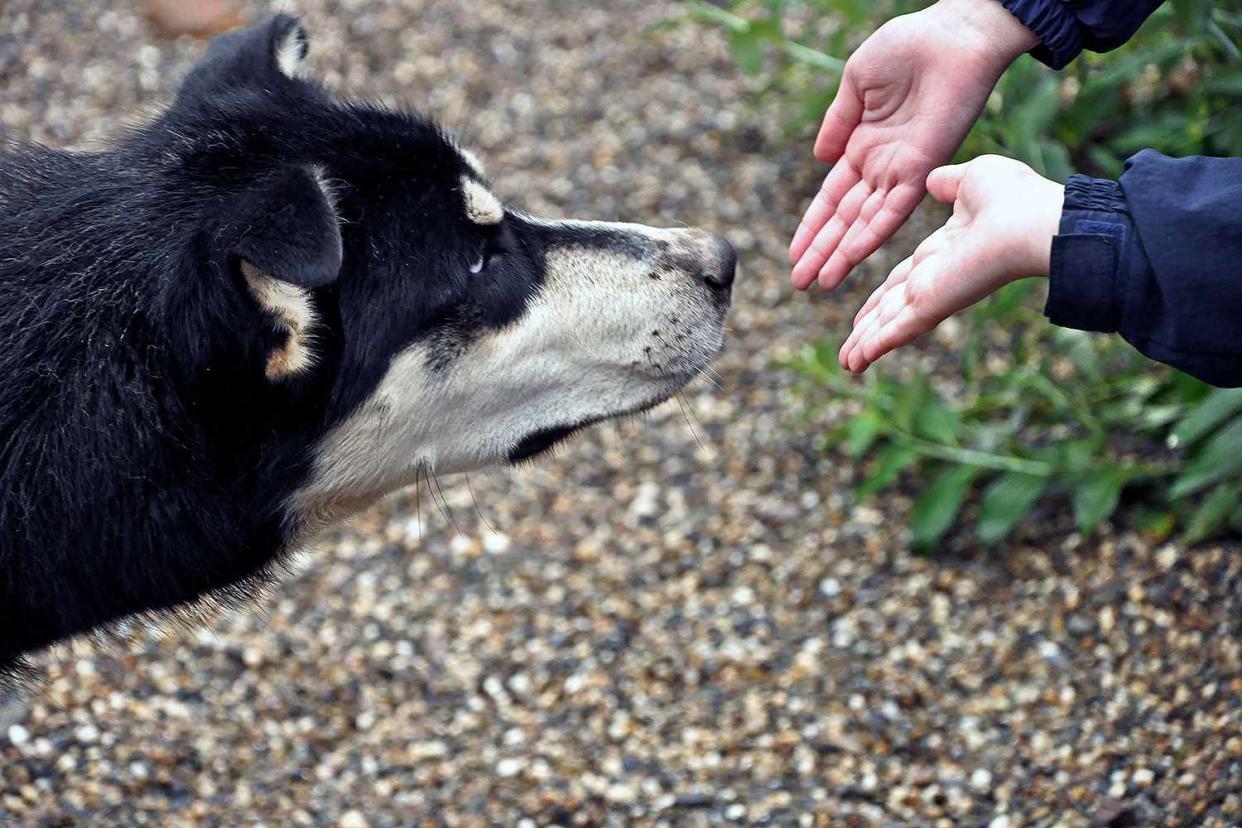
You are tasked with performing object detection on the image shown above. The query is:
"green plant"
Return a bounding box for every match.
[670,0,1242,178]
[666,0,1242,546]
[785,282,1242,549]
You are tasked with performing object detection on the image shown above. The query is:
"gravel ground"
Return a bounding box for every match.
[1,1,1240,826]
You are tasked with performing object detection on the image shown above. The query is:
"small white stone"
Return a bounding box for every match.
[731,586,756,604]
[1155,545,1178,570]
[339,810,369,828]
[1037,641,1062,661]
[1133,768,1155,787]
[988,817,1011,828]
[725,804,747,820]
[818,578,841,598]
[496,758,524,778]
[970,768,993,791]
[606,783,636,804]
[6,724,29,745]
[482,531,511,554]
[74,725,99,743]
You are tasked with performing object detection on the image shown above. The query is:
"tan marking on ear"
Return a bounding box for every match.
[275,24,310,80]
[462,178,503,225]
[242,261,317,381]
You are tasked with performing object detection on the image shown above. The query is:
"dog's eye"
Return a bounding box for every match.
[469,249,505,275]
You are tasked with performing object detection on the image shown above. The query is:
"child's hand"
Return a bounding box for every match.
[789,0,1038,291]
[839,155,1064,373]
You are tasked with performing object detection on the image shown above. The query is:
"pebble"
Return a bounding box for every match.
[5,724,29,746]
[0,1,1239,826]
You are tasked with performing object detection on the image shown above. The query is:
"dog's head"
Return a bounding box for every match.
[153,16,734,528]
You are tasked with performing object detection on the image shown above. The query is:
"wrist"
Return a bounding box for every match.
[931,0,1040,72]
[1021,178,1064,277]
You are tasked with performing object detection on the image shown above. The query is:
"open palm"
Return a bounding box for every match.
[789,1,1036,291]
[838,156,1064,373]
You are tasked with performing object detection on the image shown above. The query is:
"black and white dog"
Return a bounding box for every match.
[0,16,734,676]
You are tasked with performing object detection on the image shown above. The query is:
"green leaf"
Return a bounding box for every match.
[729,29,765,75]
[977,472,1048,544]
[858,444,918,499]
[1185,483,1242,544]
[1171,389,1242,448]
[1056,439,1100,477]
[1171,417,1242,499]
[911,465,978,551]
[1050,328,1101,379]
[1072,466,1127,535]
[890,379,928,433]
[844,411,884,459]
[914,401,961,445]
[1136,508,1176,542]
[685,1,748,33]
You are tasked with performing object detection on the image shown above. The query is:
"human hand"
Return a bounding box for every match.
[838,155,1064,373]
[789,0,1038,291]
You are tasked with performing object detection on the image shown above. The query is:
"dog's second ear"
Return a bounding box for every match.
[221,166,341,382]
[177,14,312,101]
[232,166,342,289]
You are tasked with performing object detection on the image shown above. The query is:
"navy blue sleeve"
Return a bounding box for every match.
[999,0,1165,68]
[1045,151,1242,388]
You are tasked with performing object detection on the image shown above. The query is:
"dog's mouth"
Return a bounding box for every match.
[507,381,693,464]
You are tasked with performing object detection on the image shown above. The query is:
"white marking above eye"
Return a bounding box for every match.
[462,178,503,226]
[469,256,485,275]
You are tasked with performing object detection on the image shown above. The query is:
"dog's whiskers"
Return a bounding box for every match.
[464,474,496,534]
[428,468,464,538]
[412,463,424,542]
[674,392,706,451]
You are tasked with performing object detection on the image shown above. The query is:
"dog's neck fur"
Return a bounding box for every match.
[0,145,320,674]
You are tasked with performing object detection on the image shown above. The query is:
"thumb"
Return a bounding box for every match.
[813,80,863,164]
[926,164,967,204]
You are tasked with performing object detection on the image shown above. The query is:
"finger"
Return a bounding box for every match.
[853,256,912,326]
[805,179,871,290]
[857,305,937,371]
[926,164,968,204]
[846,282,908,372]
[841,303,882,371]
[817,182,924,291]
[813,78,863,164]
[792,176,868,289]
[789,160,859,266]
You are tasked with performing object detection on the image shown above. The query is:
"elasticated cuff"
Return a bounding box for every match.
[999,0,1084,69]
[1044,175,1137,334]
[1046,234,1121,333]
[1063,176,1128,213]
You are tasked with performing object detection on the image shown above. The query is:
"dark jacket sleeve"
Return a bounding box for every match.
[999,0,1165,68]
[1044,151,1242,388]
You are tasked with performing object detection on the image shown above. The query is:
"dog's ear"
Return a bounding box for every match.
[224,166,341,382]
[165,164,341,385]
[177,14,312,101]
[232,166,342,289]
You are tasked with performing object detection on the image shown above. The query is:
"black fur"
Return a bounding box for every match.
[0,16,545,675]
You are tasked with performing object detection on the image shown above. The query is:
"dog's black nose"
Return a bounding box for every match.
[704,234,737,293]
